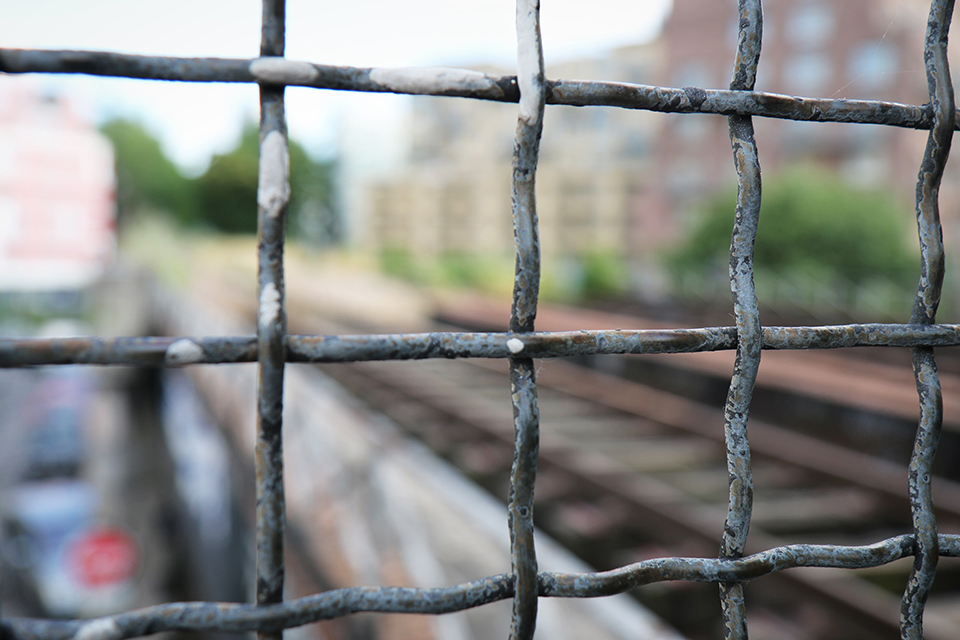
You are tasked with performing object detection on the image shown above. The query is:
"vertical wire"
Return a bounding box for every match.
[508,1,545,639]
[902,0,954,637]
[256,2,289,639]
[720,1,763,638]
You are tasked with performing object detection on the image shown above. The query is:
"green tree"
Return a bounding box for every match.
[670,167,917,286]
[100,119,199,227]
[195,126,337,239]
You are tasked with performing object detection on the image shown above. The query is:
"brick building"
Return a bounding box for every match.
[656,0,929,217]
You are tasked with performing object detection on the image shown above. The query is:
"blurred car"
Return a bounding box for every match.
[19,368,92,481]
[2,479,97,616]
[2,479,139,618]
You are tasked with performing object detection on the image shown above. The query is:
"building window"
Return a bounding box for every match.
[847,42,898,91]
[784,53,832,96]
[675,61,714,89]
[786,3,835,50]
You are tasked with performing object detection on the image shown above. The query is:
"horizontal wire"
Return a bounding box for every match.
[0,49,946,129]
[4,534,958,640]
[3,323,960,366]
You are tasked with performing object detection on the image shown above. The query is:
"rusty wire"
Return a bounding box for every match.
[4,49,960,131]
[903,0,956,636]
[717,1,762,636]
[1,0,959,638]
[8,323,960,367]
[506,2,546,637]
[6,533,960,640]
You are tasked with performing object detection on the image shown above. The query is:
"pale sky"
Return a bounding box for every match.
[1,1,671,172]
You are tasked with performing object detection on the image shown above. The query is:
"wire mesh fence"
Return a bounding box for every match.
[1,0,959,639]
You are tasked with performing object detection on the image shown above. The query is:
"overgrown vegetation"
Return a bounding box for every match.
[101,119,337,243]
[378,248,628,303]
[578,250,628,300]
[667,167,918,316]
[379,249,515,296]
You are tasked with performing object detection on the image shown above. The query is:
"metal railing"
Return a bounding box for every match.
[1,0,959,639]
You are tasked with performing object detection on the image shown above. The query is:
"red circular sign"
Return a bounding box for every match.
[67,527,139,588]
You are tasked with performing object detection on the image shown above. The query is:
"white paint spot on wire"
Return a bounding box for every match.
[516,0,543,126]
[74,619,121,640]
[259,282,282,331]
[249,57,319,85]
[258,130,290,217]
[507,338,525,354]
[369,67,495,94]
[166,339,204,365]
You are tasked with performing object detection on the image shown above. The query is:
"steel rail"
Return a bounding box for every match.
[325,349,953,638]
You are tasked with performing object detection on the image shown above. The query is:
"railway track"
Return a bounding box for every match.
[317,356,960,640]
[194,266,960,639]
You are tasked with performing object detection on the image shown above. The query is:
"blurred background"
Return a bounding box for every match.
[2,0,944,323]
[3,1,960,639]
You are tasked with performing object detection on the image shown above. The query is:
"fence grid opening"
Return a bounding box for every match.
[1,0,958,639]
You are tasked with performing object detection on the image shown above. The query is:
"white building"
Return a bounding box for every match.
[0,77,116,291]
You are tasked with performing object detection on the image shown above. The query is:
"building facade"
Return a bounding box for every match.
[363,45,662,266]
[0,77,116,291]
[657,0,929,211]
[361,0,937,300]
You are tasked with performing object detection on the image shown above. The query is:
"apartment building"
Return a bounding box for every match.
[362,0,933,296]
[364,44,662,264]
[658,0,928,210]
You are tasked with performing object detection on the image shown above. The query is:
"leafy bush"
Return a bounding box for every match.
[379,247,422,282]
[578,250,628,300]
[670,167,917,287]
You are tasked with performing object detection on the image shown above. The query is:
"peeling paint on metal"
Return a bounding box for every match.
[515,0,543,126]
[249,57,319,85]
[258,130,290,217]
[73,619,121,640]
[165,338,204,365]
[259,283,282,331]
[369,67,495,94]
